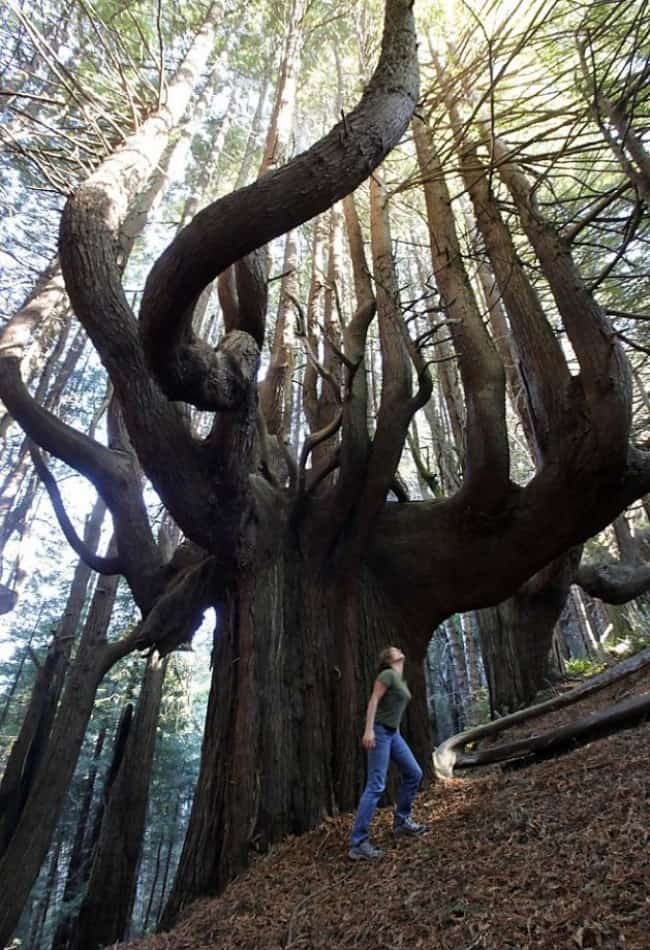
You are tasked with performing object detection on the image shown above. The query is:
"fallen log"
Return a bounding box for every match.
[434,646,650,778]
[457,692,650,770]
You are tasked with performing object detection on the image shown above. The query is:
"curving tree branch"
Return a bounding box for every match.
[28,444,123,576]
[413,115,510,506]
[0,357,124,499]
[577,561,650,604]
[139,0,419,410]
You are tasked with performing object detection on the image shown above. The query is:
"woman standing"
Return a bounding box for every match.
[349,646,426,860]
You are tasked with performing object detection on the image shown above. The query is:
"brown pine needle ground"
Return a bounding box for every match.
[126,671,650,950]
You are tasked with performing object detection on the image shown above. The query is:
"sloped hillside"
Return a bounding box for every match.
[126,671,650,950]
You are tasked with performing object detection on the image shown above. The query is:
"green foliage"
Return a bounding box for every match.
[564,657,607,678]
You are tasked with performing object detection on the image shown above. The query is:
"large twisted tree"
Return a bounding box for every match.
[0,0,649,938]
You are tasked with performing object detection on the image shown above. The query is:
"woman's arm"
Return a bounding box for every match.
[362,679,388,749]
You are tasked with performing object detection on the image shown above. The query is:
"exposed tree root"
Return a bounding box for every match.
[434,646,650,777]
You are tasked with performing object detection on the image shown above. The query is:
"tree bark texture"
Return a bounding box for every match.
[3,2,650,942]
[162,538,431,924]
[476,553,579,714]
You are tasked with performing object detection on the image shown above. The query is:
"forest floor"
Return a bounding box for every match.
[125,666,650,950]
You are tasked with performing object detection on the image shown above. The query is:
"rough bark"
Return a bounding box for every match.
[491,145,632,471]
[475,552,579,714]
[259,230,300,437]
[3,3,650,941]
[162,538,432,925]
[413,116,509,506]
[460,150,570,461]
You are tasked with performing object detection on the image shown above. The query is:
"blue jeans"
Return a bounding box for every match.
[350,724,423,846]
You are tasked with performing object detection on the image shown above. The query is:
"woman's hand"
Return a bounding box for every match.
[362,729,375,750]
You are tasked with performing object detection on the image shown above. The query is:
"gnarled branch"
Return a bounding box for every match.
[139,0,419,409]
[28,444,122,576]
[577,560,650,604]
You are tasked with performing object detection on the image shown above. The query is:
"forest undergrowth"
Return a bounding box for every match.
[125,670,650,950]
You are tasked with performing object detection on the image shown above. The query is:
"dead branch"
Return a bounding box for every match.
[434,645,650,778]
[290,294,343,404]
[458,692,650,770]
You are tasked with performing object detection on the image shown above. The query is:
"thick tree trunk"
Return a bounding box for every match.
[69,654,167,950]
[161,536,431,926]
[477,554,578,714]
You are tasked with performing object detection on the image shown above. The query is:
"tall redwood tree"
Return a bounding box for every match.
[0,0,649,941]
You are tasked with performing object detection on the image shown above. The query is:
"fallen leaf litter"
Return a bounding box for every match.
[125,669,650,950]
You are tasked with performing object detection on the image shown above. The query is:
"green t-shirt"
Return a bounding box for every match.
[375,668,412,730]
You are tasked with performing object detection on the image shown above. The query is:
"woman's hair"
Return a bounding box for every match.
[377,646,396,672]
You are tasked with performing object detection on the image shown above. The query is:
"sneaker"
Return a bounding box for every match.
[393,817,427,837]
[348,840,384,861]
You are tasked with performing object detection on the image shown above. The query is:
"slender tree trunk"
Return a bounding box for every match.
[69,654,167,950]
[0,496,106,857]
[0,616,40,730]
[27,832,62,950]
[573,586,606,658]
[446,617,468,727]
[259,0,307,173]
[259,230,300,437]
[0,571,120,947]
[142,835,164,934]
[461,612,482,716]
[257,0,306,431]
[51,728,106,950]
[156,796,182,927]
[233,63,272,190]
